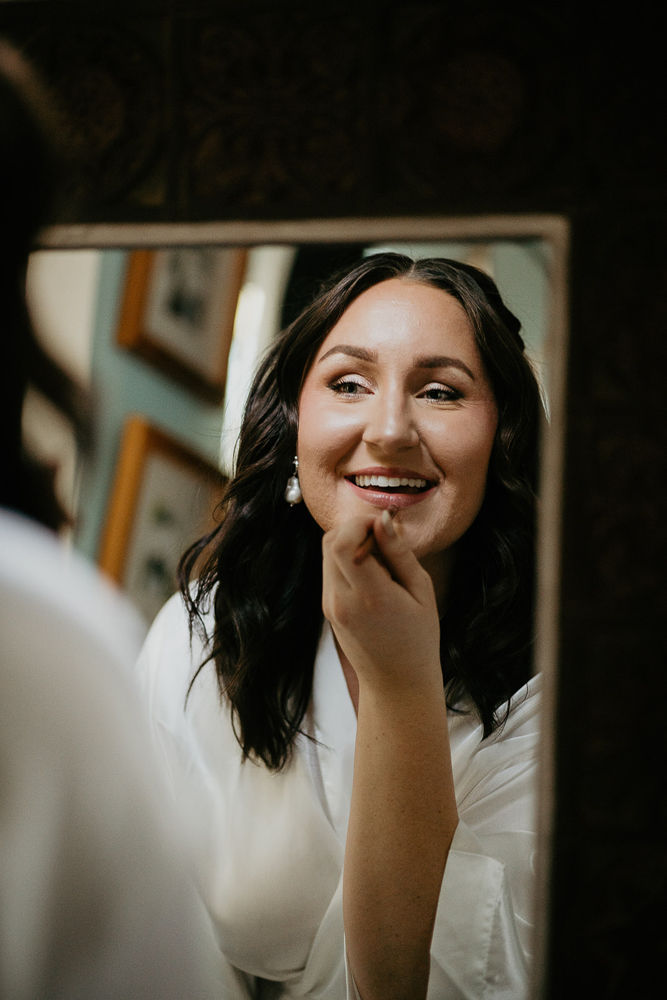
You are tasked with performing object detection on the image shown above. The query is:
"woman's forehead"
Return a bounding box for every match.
[318,278,477,358]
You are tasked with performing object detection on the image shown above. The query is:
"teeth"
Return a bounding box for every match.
[354,475,428,489]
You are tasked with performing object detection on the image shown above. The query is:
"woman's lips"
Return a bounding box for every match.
[344,476,436,510]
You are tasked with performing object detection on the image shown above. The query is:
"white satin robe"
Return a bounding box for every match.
[0,510,236,1000]
[137,592,540,1000]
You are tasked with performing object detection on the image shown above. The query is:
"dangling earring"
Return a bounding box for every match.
[284,456,303,505]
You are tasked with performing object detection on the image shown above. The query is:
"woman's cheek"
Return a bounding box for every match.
[443,409,497,469]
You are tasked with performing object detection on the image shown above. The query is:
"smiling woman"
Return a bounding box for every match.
[297,280,499,566]
[135,252,543,1000]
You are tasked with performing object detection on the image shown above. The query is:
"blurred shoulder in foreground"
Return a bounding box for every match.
[0,508,246,999]
[0,39,251,1000]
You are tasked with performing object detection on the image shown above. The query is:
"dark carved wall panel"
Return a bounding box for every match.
[379,5,575,211]
[1,0,580,222]
[180,8,372,217]
[1,7,171,218]
[2,1,666,996]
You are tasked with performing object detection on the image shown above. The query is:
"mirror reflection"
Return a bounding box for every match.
[24,231,558,998]
[26,236,551,625]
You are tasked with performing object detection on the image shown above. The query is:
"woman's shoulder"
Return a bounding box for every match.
[145,586,216,652]
[491,671,541,742]
[147,590,194,640]
[135,589,215,711]
[448,671,540,740]
[448,673,541,791]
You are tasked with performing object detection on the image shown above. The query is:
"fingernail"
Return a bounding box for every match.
[388,504,398,519]
[381,508,397,536]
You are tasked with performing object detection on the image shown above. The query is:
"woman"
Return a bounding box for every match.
[138,253,542,1000]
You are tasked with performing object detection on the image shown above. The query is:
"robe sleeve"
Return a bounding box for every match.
[343,823,529,1000]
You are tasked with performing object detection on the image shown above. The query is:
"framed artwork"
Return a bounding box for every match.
[98,416,226,624]
[117,247,248,402]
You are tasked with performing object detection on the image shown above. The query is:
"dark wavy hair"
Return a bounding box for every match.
[181,253,542,770]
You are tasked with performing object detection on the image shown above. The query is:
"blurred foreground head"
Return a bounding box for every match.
[0,40,88,531]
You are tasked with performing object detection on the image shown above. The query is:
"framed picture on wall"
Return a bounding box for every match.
[117,247,248,403]
[98,416,226,625]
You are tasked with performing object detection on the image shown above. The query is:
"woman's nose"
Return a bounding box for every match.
[361,391,419,452]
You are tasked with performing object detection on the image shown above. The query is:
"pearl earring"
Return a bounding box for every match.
[284,456,303,505]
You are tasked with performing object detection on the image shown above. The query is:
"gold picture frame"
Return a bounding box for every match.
[99,416,226,623]
[117,247,247,403]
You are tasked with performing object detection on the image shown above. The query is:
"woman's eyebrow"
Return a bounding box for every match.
[317,346,476,381]
[318,344,378,364]
[415,355,476,380]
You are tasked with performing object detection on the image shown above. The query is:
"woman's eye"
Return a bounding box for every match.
[420,384,461,402]
[329,378,369,396]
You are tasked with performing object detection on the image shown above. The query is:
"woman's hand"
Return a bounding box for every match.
[321,509,442,698]
[325,510,458,1000]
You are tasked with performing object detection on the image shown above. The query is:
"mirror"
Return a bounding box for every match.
[28,214,569,995]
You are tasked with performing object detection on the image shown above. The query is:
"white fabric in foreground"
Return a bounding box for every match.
[0,509,245,1000]
[137,591,541,1000]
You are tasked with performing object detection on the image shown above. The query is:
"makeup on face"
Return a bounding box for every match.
[297,279,498,566]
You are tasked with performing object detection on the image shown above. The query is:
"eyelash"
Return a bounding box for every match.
[328,378,462,402]
[419,385,462,402]
[329,377,369,395]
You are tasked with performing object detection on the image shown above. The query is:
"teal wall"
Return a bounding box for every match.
[74,251,225,561]
[491,239,549,376]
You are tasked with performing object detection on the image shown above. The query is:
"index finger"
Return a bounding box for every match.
[323,515,385,588]
[353,504,399,564]
[371,509,435,607]
[322,515,376,560]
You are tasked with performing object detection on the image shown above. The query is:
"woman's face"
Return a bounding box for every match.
[297,278,499,569]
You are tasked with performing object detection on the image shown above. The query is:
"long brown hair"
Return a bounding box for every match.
[180,253,542,770]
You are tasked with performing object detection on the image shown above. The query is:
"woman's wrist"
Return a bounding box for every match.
[355,661,445,710]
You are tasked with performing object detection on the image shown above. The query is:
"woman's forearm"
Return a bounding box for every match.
[343,678,458,1000]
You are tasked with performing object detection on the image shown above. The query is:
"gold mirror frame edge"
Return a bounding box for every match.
[40,213,566,250]
[40,213,570,999]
